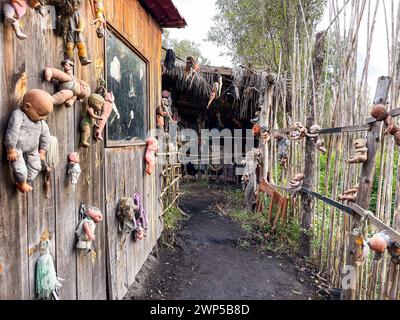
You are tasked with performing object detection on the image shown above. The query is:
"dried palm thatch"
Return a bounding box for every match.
[164,61,286,121]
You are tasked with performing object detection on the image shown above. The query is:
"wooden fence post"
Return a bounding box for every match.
[341,76,391,300]
[300,31,326,257]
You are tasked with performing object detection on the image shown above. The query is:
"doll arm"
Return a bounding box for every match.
[83,222,95,241]
[4,110,24,151]
[39,121,50,153]
[87,107,103,121]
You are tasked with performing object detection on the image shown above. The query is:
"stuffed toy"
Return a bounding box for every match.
[4,89,53,193]
[116,197,138,234]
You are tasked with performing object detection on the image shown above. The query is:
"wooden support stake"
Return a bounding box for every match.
[341,76,391,300]
[300,31,326,257]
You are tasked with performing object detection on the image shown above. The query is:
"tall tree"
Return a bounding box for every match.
[207,0,326,72]
[163,30,210,65]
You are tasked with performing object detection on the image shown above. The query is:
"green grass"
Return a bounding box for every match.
[160,205,189,249]
[223,188,303,256]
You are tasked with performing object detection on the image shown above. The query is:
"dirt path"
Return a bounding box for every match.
[127,183,318,300]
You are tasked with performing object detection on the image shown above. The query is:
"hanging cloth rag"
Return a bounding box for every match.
[36,239,63,300]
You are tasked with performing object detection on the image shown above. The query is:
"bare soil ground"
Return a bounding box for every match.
[126,182,320,300]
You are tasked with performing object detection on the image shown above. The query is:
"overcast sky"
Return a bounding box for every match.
[169,0,396,92]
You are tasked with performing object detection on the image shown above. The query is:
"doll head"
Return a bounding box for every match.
[354,138,367,149]
[368,232,389,253]
[88,93,105,112]
[135,227,146,241]
[78,80,92,100]
[370,104,389,121]
[22,89,54,122]
[68,152,80,164]
[293,173,304,181]
[309,124,321,134]
[86,206,103,223]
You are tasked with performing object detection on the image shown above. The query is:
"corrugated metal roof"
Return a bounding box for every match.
[140,0,187,28]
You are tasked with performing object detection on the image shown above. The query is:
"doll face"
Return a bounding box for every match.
[22,89,54,122]
[87,207,103,223]
[78,80,91,99]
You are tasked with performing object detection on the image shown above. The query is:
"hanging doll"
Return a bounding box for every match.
[207,82,220,109]
[93,78,117,141]
[368,231,392,260]
[290,122,308,140]
[90,0,106,38]
[44,60,91,108]
[156,106,165,130]
[68,152,81,184]
[36,238,63,300]
[145,137,158,175]
[346,139,368,164]
[116,197,138,234]
[42,136,59,199]
[371,104,400,146]
[65,0,92,65]
[75,202,103,254]
[388,242,400,265]
[288,173,304,190]
[338,184,358,202]
[275,133,290,169]
[133,193,148,241]
[5,89,53,193]
[3,0,42,40]
[306,124,327,154]
[80,93,105,148]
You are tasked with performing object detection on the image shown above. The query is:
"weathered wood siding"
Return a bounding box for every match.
[0,0,162,300]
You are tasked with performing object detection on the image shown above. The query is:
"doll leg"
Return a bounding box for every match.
[26,150,43,185]
[65,95,77,108]
[80,123,91,148]
[3,3,27,40]
[66,41,75,62]
[77,42,92,66]
[10,149,33,192]
[44,67,73,82]
[11,149,28,183]
[52,89,75,106]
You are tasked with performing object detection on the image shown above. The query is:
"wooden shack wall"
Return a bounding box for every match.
[0,0,162,300]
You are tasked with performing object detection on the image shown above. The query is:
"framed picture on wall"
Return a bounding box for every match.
[105,29,149,147]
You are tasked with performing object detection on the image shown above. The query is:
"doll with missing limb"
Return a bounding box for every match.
[5,89,53,193]
[338,184,359,202]
[80,94,104,148]
[3,0,42,40]
[75,203,103,254]
[346,139,368,164]
[44,59,91,108]
[145,137,158,175]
